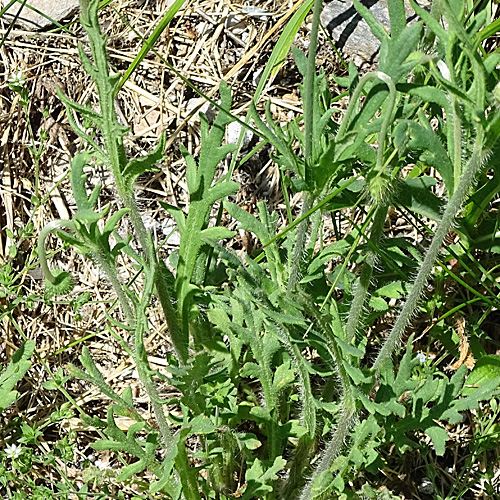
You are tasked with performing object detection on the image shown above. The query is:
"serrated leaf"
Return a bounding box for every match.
[335,337,364,358]
[369,296,388,312]
[238,433,262,450]
[374,281,408,300]
[150,430,183,493]
[224,201,268,241]
[241,362,260,379]
[343,363,373,385]
[424,424,449,456]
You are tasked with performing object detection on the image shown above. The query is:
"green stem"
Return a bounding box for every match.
[75,0,178,451]
[299,405,356,500]
[78,0,185,364]
[304,0,324,163]
[345,203,388,344]
[286,0,323,292]
[373,133,486,370]
[298,302,356,500]
[287,192,314,291]
[90,246,135,325]
[136,359,174,449]
[337,71,395,142]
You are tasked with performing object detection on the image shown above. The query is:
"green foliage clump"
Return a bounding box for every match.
[24,0,500,498]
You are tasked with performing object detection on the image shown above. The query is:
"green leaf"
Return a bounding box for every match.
[238,433,262,450]
[122,132,166,190]
[424,425,449,456]
[369,296,388,312]
[102,208,130,239]
[273,359,295,391]
[353,0,389,43]
[267,0,313,78]
[159,201,186,233]
[200,226,235,242]
[224,201,269,242]
[150,434,183,494]
[387,0,407,40]
[241,456,286,500]
[462,355,500,396]
[70,153,93,210]
[374,281,408,300]
[394,176,445,221]
[0,340,35,413]
[241,362,260,379]
[116,0,187,95]
[393,120,454,194]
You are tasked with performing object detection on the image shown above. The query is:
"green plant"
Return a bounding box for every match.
[37,0,500,498]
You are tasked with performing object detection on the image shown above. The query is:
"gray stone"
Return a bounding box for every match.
[2,0,80,31]
[321,0,429,67]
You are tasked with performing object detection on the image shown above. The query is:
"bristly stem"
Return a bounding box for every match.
[76,0,176,447]
[345,202,388,344]
[373,132,486,371]
[288,192,314,291]
[77,0,185,364]
[298,301,357,500]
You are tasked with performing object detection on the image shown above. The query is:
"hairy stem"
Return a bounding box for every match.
[298,302,357,500]
[288,193,314,291]
[373,133,485,370]
[345,203,388,344]
[91,247,135,325]
[304,0,324,162]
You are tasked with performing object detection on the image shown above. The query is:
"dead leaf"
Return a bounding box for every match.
[449,315,475,370]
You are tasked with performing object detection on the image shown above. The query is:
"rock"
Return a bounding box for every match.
[321,0,430,68]
[1,0,80,31]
